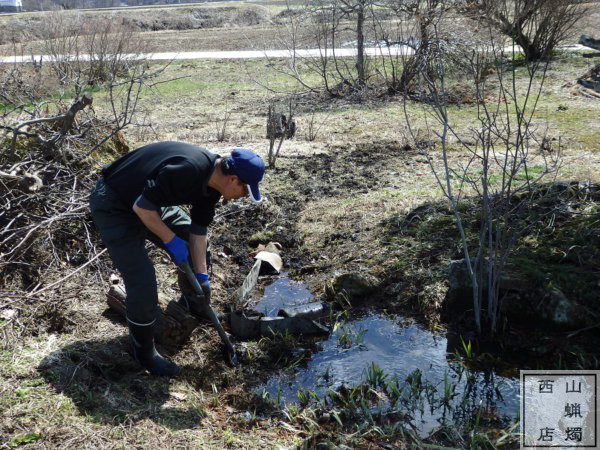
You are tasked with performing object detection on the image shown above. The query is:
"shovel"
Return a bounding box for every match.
[179,260,238,365]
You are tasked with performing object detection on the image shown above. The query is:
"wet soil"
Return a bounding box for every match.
[8,136,596,383]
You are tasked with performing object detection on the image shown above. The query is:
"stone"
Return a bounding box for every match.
[331,272,378,302]
[446,258,529,310]
[278,302,331,320]
[447,259,474,309]
[537,288,587,330]
[447,259,589,330]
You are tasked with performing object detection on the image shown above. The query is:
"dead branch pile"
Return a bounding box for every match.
[0,40,171,347]
[0,95,116,290]
[0,157,97,286]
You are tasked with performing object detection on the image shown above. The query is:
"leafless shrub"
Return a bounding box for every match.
[132,109,156,143]
[191,10,227,28]
[0,18,35,46]
[79,16,142,85]
[1,11,171,162]
[461,0,589,61]
[306,111,328,141]
[39,12,146,87]
[260,0,365,95]
[405,7,561,337]
[261,0,448,99]
[235,5,271,26]
[373,0,445,96]
[273,7,304,25]
[39,11,83,84]
[215,108,232,143]
[83,61,174,160]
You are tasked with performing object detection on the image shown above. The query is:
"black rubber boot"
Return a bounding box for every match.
[128,318,180,377]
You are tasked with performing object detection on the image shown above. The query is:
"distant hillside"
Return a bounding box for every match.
[21,0,203,12]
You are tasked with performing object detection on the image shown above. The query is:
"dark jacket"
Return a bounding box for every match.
[102,141,221,234]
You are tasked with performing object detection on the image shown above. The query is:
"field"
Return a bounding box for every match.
[2,2,600,448]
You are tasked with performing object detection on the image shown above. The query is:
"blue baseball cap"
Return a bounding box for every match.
[228,148,265,203]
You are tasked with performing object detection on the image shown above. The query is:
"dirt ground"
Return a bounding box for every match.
[2,3,600,448]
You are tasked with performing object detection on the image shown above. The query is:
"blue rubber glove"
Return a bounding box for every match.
[195,272,211,304]
[195,272,209,286]
[163,235,188,265]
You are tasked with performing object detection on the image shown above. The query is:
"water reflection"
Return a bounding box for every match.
[251,275,518,436]
[258,312,518,436]
[251,272,313,316]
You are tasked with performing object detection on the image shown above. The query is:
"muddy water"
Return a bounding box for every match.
[252,275,519,436]
[251,272,314,316]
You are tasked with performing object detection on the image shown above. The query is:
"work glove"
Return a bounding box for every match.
[195,272,211,304]
[164,235,188,265]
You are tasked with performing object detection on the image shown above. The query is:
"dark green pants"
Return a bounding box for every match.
[89,177,192,324]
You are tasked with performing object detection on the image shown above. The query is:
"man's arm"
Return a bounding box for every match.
[133,203,175,243]
[133,203,207,273]
[189,233,208,274]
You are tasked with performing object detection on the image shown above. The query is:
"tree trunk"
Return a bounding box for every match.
[356,2,366,87]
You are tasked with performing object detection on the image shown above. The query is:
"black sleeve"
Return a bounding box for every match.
[190,200,215,235]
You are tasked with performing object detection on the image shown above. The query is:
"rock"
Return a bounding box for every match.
[447,259,589,330]
[331,272,378,302]
[502,288,589,330]
[447,259,474,309]
[318,413,330,424]
[537,288,587,330]
[446,258,529,310]
[278,302,331,320]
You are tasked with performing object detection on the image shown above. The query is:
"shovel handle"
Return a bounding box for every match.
[179,260,236,358]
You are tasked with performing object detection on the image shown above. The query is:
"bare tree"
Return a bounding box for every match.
[81,16,140,85]
[79,61,175,162]
[405,9,561,336]
[337,0,373,87]
[376,0,445,94]
[263,0,446,98]
[39,11,83,84]
[40,12,145,89]
[261,0,376,95]
[462,0,589,62]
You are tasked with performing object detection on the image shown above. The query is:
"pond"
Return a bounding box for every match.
[250,274,519,437]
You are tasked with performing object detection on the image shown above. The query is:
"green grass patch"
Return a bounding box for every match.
[8,432,40,448]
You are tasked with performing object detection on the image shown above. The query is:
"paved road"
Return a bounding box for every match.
[0,47,416,64]
[1,44,588,64]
